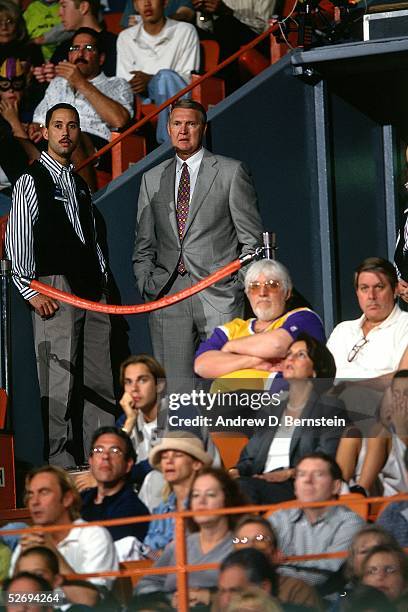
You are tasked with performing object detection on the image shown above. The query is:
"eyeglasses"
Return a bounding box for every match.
[91,446,124,457]
[247,280,281,293]
[233,534,273,546]
[347,337,369,362]
[69,44,98,53]
[0,77,25,91]
[364,565,399,576]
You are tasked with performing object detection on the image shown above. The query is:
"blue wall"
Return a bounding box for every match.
[9,44,404,467]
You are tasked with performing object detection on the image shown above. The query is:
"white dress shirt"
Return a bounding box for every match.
[116,18,200,84]
[10,519,118,589]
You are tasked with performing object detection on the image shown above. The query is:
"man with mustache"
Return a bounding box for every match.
[194,259,325,390]
[30,27,133,187]
[6,102,117,467]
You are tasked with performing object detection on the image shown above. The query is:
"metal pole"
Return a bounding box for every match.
[0,259,11,429]
[175,514,188,612]
[262,231,278,260]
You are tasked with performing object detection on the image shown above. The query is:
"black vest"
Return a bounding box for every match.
[29,160,104,301]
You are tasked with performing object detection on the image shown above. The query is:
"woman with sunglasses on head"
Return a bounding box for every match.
[231,515,323,610]
[228,333,349,505]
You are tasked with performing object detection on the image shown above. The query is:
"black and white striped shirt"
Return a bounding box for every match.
[6,151,106,301]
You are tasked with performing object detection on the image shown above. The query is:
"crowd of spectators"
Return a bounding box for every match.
[0,1,407,610]
[0,0,277,199]
[1,255,408,610]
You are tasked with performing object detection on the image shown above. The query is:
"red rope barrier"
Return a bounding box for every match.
[27,259,242,314]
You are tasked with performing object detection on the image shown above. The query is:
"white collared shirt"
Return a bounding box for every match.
[327,304,408,378]
[33,72,134,142]
[174,147,204,204]
[116,18,200,84]
[10,519,118,589]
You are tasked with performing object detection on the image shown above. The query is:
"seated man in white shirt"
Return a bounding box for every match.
[30,27,133,188]
[10,465,118,594]
[327,257,408,420]
[116,0,200,143]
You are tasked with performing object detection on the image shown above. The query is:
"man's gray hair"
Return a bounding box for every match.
[244,260,292,294]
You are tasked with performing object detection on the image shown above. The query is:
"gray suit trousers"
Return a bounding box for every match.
[32,275,116,466]
[148,274,244,394]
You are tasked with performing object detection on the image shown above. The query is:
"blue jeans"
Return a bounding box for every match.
[0,191,11,216]
[146,69,189,143]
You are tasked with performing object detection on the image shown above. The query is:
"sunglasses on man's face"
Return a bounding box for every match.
[0,77,25,91]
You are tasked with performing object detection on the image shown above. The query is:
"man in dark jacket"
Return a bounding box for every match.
[81,426,150,545]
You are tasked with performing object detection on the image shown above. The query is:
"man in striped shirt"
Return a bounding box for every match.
[6,102,116,468]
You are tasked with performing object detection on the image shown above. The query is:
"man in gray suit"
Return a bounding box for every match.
[133,99,263,390]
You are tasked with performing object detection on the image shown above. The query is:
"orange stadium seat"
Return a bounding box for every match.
[103,12,123,35]
[210,433,248,469]
[96,129,148,187]
[238,48,270,78]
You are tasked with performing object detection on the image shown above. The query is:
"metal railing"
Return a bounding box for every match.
[2,493,408,611]
[76,24,277,173]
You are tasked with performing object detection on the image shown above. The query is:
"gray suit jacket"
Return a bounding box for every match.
[133,149,263,313]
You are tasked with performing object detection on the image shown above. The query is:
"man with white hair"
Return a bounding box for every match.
[194,259,325,388]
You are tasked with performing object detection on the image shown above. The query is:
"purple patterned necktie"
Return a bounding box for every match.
[176,162,190,274]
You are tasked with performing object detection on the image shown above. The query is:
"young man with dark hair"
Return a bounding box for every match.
[6,103,116,467]
[217,548,278,609]
[80,426,150,547]
[118,354,165,462]
[116,0,200,143]
[16,546,100,608]
[4,572,54,612]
